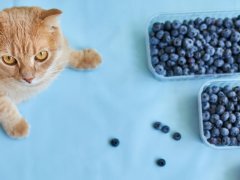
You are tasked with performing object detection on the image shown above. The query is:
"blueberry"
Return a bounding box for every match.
[166,60,176,67]
[173,66,183,75]
[219,96,229,105]
[151,56,159,66]
[150,47,159,56]
[171,29,179,37]
[156,158,166,167]
[224,121,232,129]
[235,120,240,128]
[178,49,186,56]
[226,41,232,48]
[170,53,179,61]
[159,42,168,48]
[172,20,181,29]
[203,53,211,61]
[162,34,171,43]
[215,119,223,128]
[226,56,234,64]
[218,91,225,98]
[209,137,218,145]
[198,66,206,74]
[202,93,210,102]
[227,91,236,98]
[209,25,217,32]
[204,130,211,139]
[205,17,214,25]
[183,38,194,49]
[202,102,210,111]
[156,30,164,39]
[209,104,217,114]
[214,59,224,67]
[194,18,203,26]
[221,112,230,121]
[179,25,188,35]
[150,37,159,45]
[216,105,225,115]
[177,57,186,66]
[235,105,240,112]
[231,31,240,42]
[187,27,198,38]
[230,127,240,136]
[222,63,231,72]
[152,121,161,130]
[215,48,224,57]
[209,94,218,103]
[211,128,220,137]
[220,128,229,136]
[155,65,166,75]
[223,85,232,93]
[212,86,220,94]
[235,112,240,121]
[173,38,182,47]
[206,46,215,56]
[224,18,233,28]
[172,132,181,141]
[221,29,232,38]
[226,102,235,111]
[160,54,169,62]
[161,125,170,133]
[216,18,223,26]
[235,19,240,27]
[183,67,190,75]
[222,136,231,145]
[152,22,163,32]
[164,21,172,30]
[203,121,213,130]
[203,111,210,121]
[232,45,240,55]
[230,137,238,146]
[165,46,175,54]
[210,114,220,122]
[109,138,120,147]
[218,39,225,48]
[200,23,207,31]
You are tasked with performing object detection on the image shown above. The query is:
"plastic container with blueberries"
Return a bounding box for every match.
[146,11,240,80]
[198,79,240,149]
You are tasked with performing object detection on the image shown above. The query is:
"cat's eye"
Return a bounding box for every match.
[2,55,17,65]
[35,51,48,62]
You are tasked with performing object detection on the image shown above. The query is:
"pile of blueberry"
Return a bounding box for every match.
[149,16,240,77]
[201,85,240,146]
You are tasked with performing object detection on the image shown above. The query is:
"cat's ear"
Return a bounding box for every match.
[40,8,62,28]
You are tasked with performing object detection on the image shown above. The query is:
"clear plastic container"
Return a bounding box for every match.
[146,11,240,81]
[198,79,240,149]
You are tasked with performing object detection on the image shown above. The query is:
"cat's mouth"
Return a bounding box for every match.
[18,78,41,86]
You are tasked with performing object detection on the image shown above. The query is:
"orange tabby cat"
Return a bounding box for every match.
[0,7,101,138]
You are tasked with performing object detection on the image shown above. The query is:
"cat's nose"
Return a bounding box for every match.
[23,77,34,83]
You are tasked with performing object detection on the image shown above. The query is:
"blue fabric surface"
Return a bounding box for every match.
[1,0,240,179]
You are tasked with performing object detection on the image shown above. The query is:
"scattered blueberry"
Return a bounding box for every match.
[161,125,170,133]
[109,138,120,147]
[156,158,166,167]
[152,121,161,130]
[172,132,181,141]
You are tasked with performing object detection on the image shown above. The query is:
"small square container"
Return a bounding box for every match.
[146,11,240,81]
[198,79,240,149]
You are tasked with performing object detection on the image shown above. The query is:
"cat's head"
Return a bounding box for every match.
[0,7,64,86]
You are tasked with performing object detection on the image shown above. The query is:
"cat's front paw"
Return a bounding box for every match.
[70,49,102,69]
[7,118,29,138]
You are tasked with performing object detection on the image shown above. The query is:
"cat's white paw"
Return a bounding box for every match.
[7,118,29,138]
[70,49,102,69]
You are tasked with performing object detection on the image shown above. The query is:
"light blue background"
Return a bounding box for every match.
[1,0,240,179]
